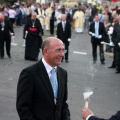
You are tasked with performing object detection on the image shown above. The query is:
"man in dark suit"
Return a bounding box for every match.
[112,16,120,73]
[0,13,14,59]
[50,7,55,35]
[82,107,120,120]
[16,37,71,120]
[89,15,106,64]
[56,14,71,62]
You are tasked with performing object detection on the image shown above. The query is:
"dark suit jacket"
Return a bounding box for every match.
[89,111,120,120]
[16,60,71,120]
[57,21,71,44]
[89,22,106,42]
[112,23,120,49]
[0,19,14,41]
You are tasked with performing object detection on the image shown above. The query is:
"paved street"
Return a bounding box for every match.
[0,27,120,120]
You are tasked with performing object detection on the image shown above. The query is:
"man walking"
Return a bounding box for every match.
[89,15,106,64]
[56,14,71,62]
[0,13,14,59]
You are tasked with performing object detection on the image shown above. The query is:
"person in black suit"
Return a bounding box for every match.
[89,14,106,64]
[56,14,71,62]
[0,13,14,59]
[50,7,55,35]
[16,37,71,120]
[112,16,120,73]
[82,107,120,120]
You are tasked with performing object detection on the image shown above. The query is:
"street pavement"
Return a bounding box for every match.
[0,27,120,120]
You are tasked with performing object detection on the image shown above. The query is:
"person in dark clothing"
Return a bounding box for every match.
[56,14,71,62]
[112,16,120,73]
[89,15,106,64]
[82,107,120,120]
[16,37,71,120]
[23,12,42,61]
[0,13,14,59]
[50,7,55,35]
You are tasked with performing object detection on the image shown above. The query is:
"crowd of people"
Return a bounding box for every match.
[0,1,120,68]
[0,1,120,120]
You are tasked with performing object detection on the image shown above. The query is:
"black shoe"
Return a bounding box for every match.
[93,60,96,64]
[101,61,105,64]
[8,55,11,58]
[65,60,69,63]
[0,56,4,59]
[108,65,116,68]
[115,71,120,73]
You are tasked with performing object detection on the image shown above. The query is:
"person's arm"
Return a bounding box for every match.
[16,69,35,120]
[82,107,120,120]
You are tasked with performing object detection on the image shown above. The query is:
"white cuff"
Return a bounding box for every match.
[10,33,14,36]
[68,38,71,41]
[86,114,94,120]
[118,42,120,46]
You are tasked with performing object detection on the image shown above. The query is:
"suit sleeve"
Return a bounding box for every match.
[56,23,60,38]
[112,24,117,46]
[68,23,71,38]
[61,71,71,120]
[89,111,120,120]
[16,69,35,120]
[23,19,29,39]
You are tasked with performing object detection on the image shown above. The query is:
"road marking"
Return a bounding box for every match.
[73,51,87,55]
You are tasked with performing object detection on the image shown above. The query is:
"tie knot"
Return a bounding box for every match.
[51,68,56,74]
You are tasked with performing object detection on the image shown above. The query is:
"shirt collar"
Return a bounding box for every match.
[95,21,99,24]
[62,21,66,24]
[42,58,57,75]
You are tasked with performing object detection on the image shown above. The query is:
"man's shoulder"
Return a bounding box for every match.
[57,66,67,73]
[23,60,42,73]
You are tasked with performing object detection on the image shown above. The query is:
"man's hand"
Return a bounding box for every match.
[98,35,102,39]
[82,107,93,120]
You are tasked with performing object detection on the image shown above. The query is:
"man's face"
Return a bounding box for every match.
[95,16,99,22]
[44,40,65,67]
[31,14,36,20]
[61,15,66,21]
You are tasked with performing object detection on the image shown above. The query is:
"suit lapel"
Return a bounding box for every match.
[37,60,54,100]
[56,67,63,104]
[60,22,64,31]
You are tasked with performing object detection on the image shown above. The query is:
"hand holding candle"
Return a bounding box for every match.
[83,91,93,108]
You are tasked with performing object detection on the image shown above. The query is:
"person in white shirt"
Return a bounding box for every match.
[8,6,16,27]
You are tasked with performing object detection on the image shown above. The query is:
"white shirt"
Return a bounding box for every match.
[42,58,57,78]
[8,9,16,18]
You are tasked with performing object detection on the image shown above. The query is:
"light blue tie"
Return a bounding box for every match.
[63,22,66,31]
[50,68,58,99]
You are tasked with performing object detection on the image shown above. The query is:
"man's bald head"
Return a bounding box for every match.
[41,37,63,52]
[41,37,64,67]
